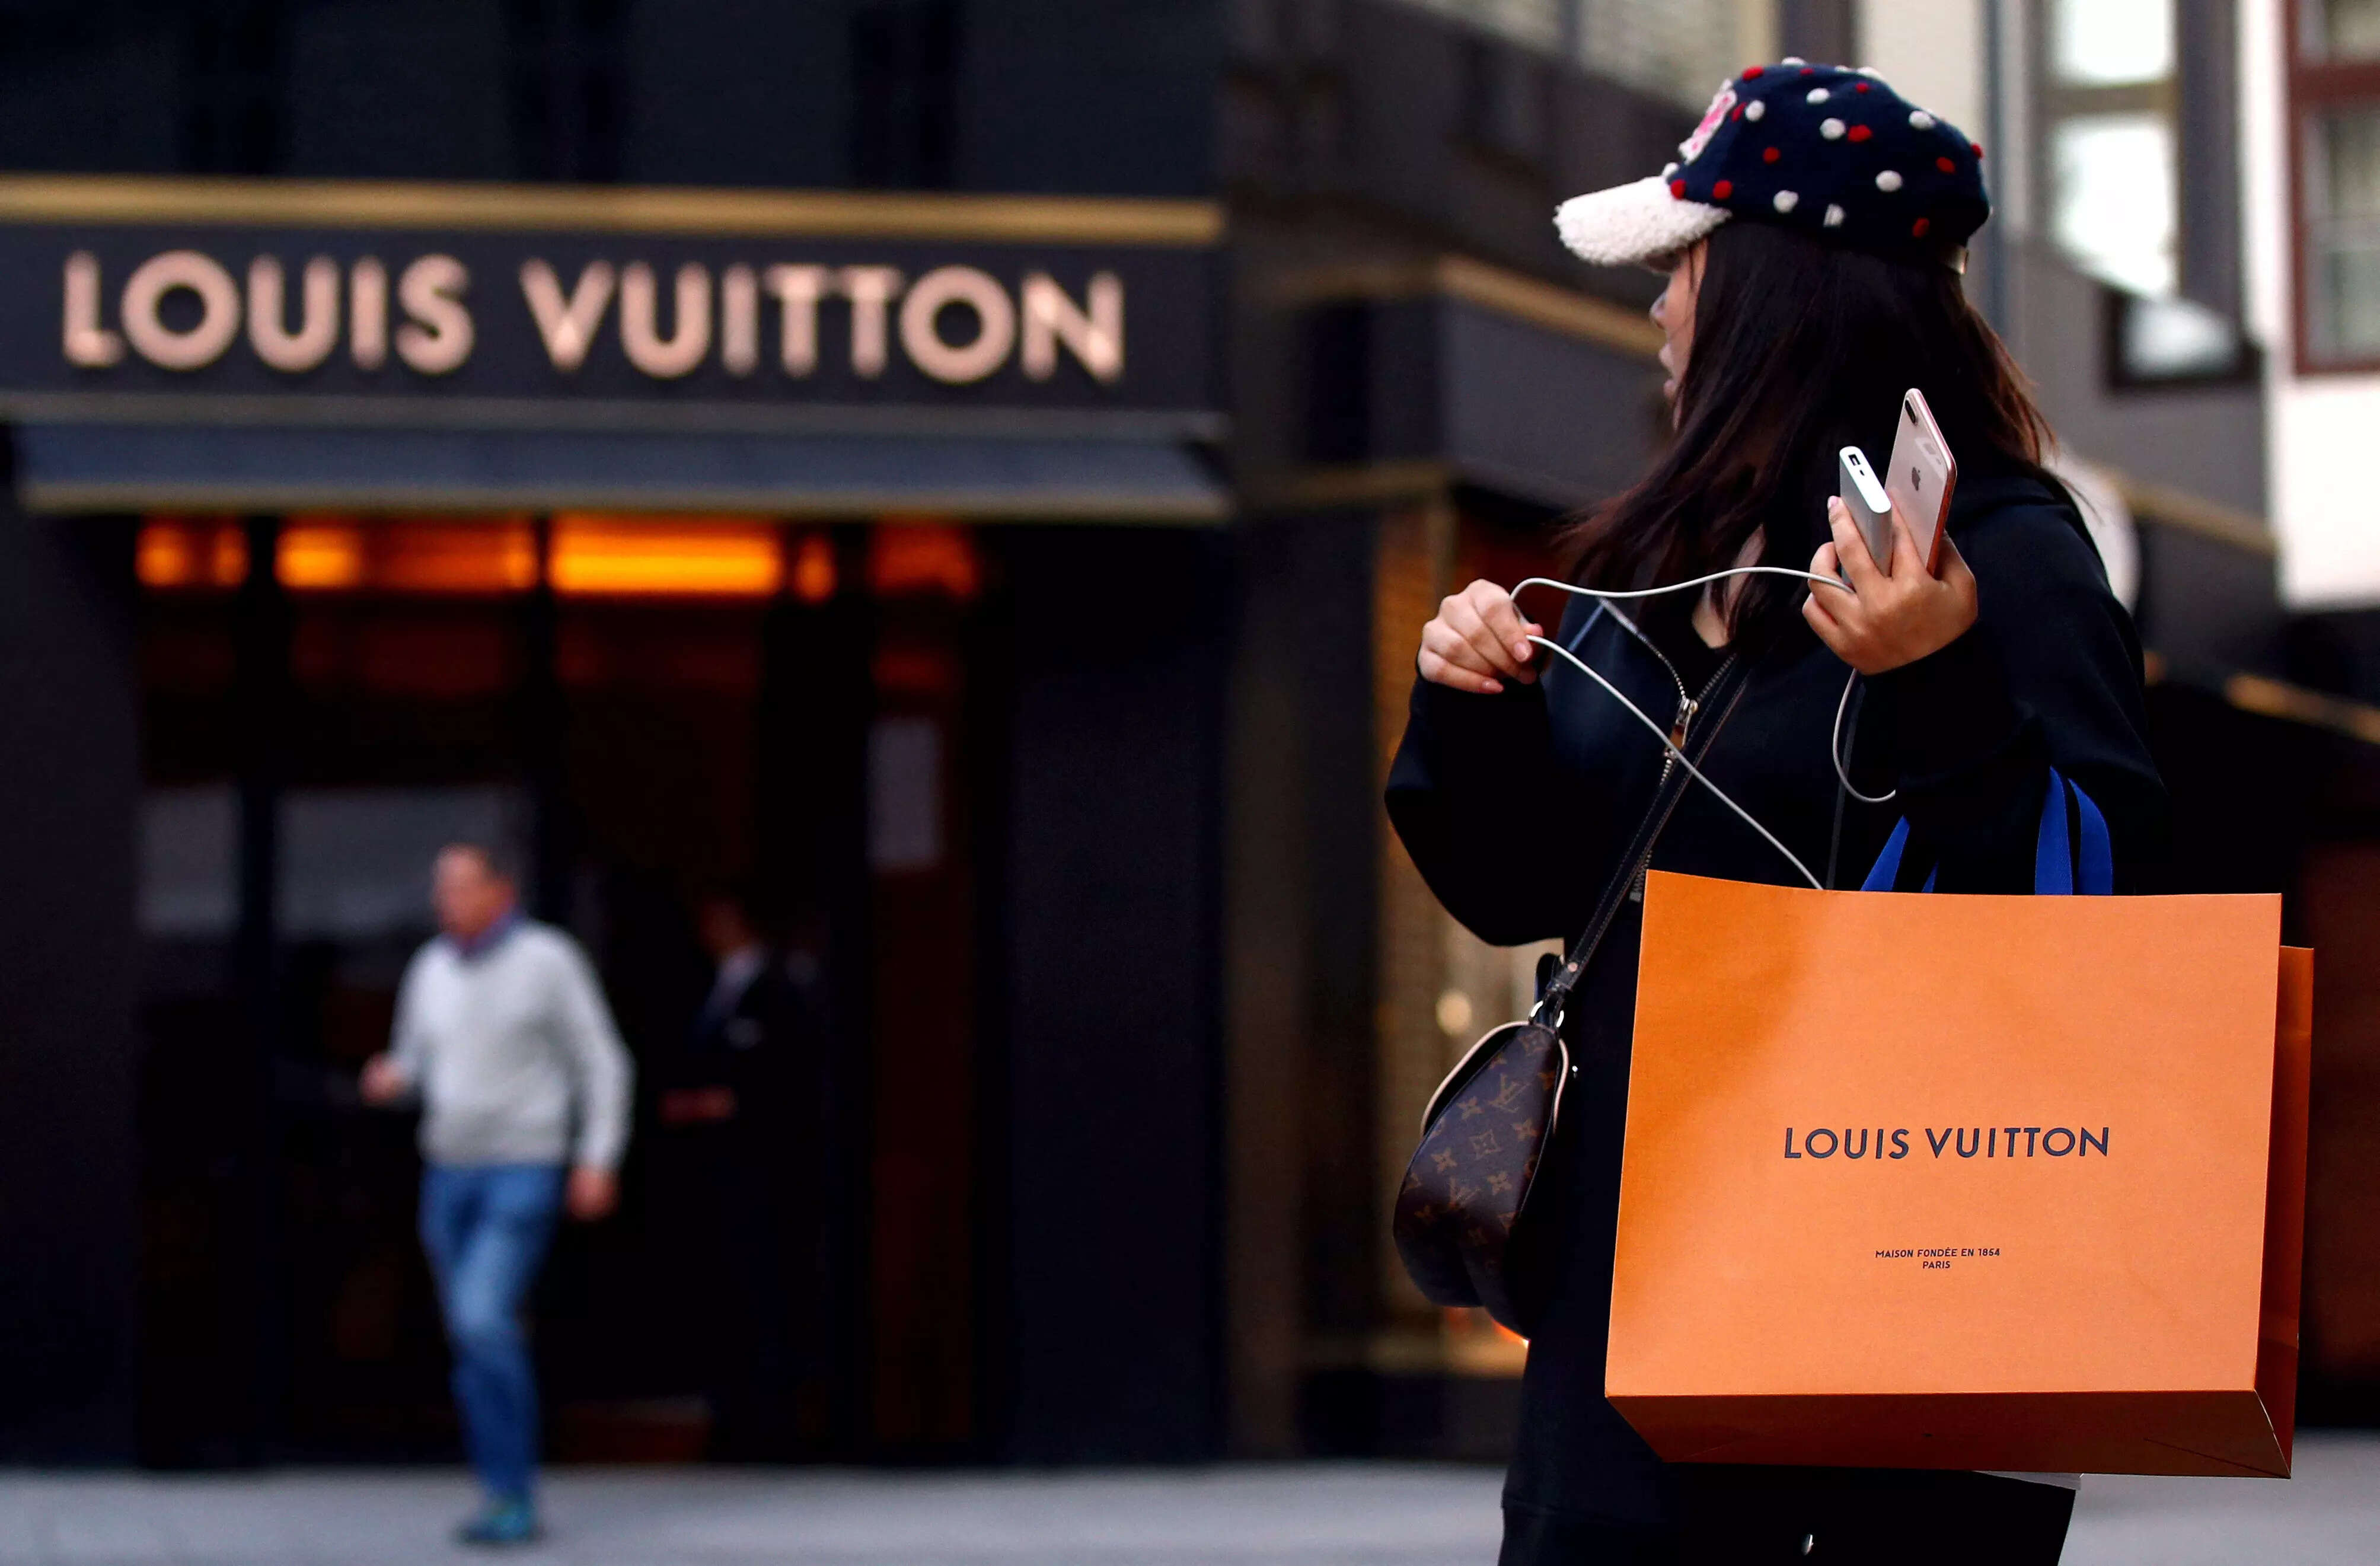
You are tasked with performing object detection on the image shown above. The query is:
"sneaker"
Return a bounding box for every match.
[456,1497,540,1547]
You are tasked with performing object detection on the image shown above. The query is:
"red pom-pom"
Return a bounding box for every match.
[1846,125,1872,143]
[1971,141,1985,158]
[1712,179,1734,199]
[1730,106,1743,120]
[1855,82,1871,93]
[1912,217,1932,238]
[1743,65,1765,78]
[1763,146,1781,164]
[1800,66,1816,75]
[1671,178,1687,197]
[1936,155,1955,173]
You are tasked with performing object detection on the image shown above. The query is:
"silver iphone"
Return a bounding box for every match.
[1837,445,1893,571]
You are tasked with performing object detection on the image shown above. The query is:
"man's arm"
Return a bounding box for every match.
[362,950,431,1103]
[550,936,634,1214]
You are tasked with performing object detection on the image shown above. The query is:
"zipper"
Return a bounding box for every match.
[1537,655,1749,1042]
[1629,655,1736,902]
[1602,603,1703,784]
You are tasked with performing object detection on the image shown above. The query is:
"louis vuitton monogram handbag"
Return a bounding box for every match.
[1392,656,1747,1333]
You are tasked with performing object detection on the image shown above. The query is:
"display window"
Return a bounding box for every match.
[133,513,988,1464]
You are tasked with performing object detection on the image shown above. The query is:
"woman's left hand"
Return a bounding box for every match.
[1802,495,1979,675]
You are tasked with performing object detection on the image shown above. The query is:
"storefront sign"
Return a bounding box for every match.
[0,181,1220,427]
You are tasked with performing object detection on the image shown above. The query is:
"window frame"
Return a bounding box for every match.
[2032,0,2183,302]
[2100,284,2261,391]
[2287,0,2380,372]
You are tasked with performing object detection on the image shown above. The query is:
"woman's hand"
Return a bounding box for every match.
[1419,580,1544,694]
[1802,496,1978,675]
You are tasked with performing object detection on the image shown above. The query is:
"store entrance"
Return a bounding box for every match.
[133,514,988,1465]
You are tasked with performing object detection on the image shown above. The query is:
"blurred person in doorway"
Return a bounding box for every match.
[360,843,633,1546]
[653,886,816,1457]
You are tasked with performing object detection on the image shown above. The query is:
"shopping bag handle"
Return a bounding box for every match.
[1859,768,2111,895]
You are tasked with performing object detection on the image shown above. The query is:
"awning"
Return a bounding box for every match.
[11,422,1230,523]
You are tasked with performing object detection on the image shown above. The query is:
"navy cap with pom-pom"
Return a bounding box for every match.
[1555,60,1989,269]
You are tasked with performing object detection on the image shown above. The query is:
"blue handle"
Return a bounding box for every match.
[1859,768,2111,895]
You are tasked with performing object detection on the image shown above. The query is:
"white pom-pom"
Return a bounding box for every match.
[1820,118,1845,140]
[1773,190,1800,213]
[1823,203,1846,228]
[1806,87,1830,104]
[1744,100,1767,122]
[1782,56,1806,66]
[1663,162,1679,176]
[1875,169,1903,192]
[1909,110,1936,130]
[1857,66,1883,78]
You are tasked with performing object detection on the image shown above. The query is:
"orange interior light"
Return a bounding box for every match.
[549,515,784,597]
[869,522,980,599]
[790,532,838,604]
[278,515,541,594]
[137,516,248,589]
[277,516,366,590]
[144,514,540,594]
[135,521,198,589]
[374,519,540,593]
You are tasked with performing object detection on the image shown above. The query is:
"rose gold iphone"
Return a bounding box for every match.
[1886,387,1956,576]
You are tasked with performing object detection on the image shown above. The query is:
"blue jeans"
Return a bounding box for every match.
[419,1163,566,1502]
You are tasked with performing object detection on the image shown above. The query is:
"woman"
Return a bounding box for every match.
[1386,63,2165,1565]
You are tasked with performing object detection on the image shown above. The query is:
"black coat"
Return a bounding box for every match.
[652,953,828,1456]
[1384,471,2167,1559]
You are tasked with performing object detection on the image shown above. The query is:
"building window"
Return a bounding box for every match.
[2104,289,2258,387]
[1574,0,1756,111]
[1400,0,1767,114]
[1402,0,1564,52]
[2292,0,2380,367]
[2041,0,2180,296]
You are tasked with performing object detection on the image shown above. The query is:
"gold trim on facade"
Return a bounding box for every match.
[1239,460,1455,513]
[2222,671,2380,747]
[0,174,1225,247]
[21,479,1229,524]
[2109,470,2277,557]
[1431,255,1664,359]
[2142,652,2380,748]
[1264,254,1663,361]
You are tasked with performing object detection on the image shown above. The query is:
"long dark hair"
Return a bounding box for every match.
[1565,221,2057,648]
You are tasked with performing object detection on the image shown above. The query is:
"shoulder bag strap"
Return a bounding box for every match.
[1532,653,1753,1031]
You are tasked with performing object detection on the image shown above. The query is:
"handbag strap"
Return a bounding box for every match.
[1860,767,2113,895]
[1533,653,1753,1029]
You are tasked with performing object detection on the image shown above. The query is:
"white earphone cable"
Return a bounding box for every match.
[1522,631,1824,890]
[1510,567,1843,604]
[1505,570,1899,890]
[1830,668,1897,805]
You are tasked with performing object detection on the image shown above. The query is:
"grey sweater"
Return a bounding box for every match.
[388,919,634,1170]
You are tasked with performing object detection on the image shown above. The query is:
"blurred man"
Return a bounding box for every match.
[660,888,796,1126]
[655,888,810,1455]
[362,844,631,1546]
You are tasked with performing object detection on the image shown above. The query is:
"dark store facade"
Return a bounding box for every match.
[4,0,2378,1473]
[0,173,1236,1466]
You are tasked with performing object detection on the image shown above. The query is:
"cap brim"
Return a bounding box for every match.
[1555,177,1730,267]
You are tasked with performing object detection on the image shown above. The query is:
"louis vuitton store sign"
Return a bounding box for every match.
[0,177,1226,518]
[61,248,1126,387]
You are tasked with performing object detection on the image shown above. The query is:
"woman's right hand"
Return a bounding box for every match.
[1418,581,1544,694]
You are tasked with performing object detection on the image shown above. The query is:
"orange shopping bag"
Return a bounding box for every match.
[1607,861,2310,1477]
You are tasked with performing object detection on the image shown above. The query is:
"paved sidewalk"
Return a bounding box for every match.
[0,1436,2371,1564]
